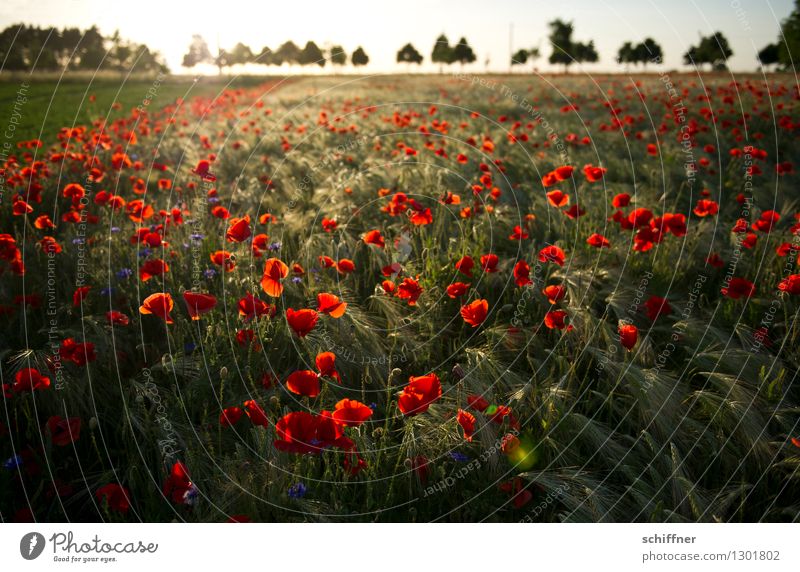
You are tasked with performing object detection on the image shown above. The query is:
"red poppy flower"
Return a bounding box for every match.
[619,323,638,351]
[315,352,340,380]
[317,293,347,318]
[480,253,499,273]
[286,308,319,337]
[273,411,321,454]
[612,193,630,208]
[456,409,476,442]
[286,370,321,397]
[226,216,252,243]
[538,245,565,266]
[183,292,217,320]
[396,277,423,306]
[544,310,572,331]
[467,394,490,412]
[410,208,433,226]
[163,462,193,504]
[13,368,51,392]
[243,400,269,426]
[332,399,373,427]
[398,373,442,416]
[192,159,216,181]
[220,406,244,427]
[542,285,566,304]
[563,204,586,219]
[693,199,719,217]
[643,296,672,321]
[106,311,130,326]
[778,274,800,295]
[722,277,756,299]
[546,190,570,207]
[446,282,470,298]
[363,229,385,248]
[96,484,131,513]
[72,286,91,307]
[210,250,236,272]
[554,165,574,180]
[582,163,606,182]
[46,415,81,446]
[509,225,529,240]
[336,259,356,274]
[238,293,274,321]
[139,292,174,324]
[455,255,474,277]
[461,299,489,327]
[59,338,97,366]
[321,217,338,232]
[261,257,289,297]
[139,258,170,282]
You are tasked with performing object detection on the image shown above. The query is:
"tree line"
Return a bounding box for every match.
[0,24,167,73]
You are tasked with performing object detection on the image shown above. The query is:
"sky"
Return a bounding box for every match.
[0,0,795,73]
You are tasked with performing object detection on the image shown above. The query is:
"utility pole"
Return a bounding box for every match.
[509,23,513,74]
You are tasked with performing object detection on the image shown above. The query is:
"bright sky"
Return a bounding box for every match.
[0,0,794,73]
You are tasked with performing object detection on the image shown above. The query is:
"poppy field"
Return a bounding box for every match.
[2,72,800,523]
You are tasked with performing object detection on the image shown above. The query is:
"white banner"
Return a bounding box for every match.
[1,524,798,571]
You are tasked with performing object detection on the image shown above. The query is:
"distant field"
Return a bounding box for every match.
[0,74,279,142]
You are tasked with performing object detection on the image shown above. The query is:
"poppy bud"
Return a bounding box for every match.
[89,417,98,430]
[452,364,465,380]
[220,366,229,380]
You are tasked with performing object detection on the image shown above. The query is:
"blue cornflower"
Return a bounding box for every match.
[291,276,302,284]
[449,451,470,462]
[116,268,133,280]
[288,483,307,499]
[185,342,197,354]
[3,455,23,470]
[100,287,114,296]
[110,226,121,233]
[268,242,282,251]
[183,484,199,506]
[203,268,217,279]
[190,233,204,242]
[138,248,152,258]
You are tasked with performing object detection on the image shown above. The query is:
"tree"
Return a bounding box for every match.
[574,40,598,64]
[351,46,369,67]
[452,37,476,68]
[182,35,213,70]
[330,45,347,67]
[299,41,325,68]
[511,48,529,70]
[617,41,636,70]
[229,42,253,67]
[548,19,575,71]
[255,46,275,66]
[431,34,453,72]
[397,43,423,69]
[777,0,800,69]
[758,43,780,69]
[275,40,302,69]
[683,32,733,70]
[636,38,663,67]
[527,47,541,70]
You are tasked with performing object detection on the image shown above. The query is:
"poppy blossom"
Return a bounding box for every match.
[315,352,340,380]
[46,416,81,446]
[643,296,671,321]
[332,399,373,427]
[778,274,800,295]
[396,277,423,306]
[261,257,289,297]
[225,216,252,243]
[546,190,569,207]
[398,373,442,416]
[461,299,489,327]
[446,282,470,298]
[544,310,572,331]
[456,409,476,441]
[96,484,131,514]
[192,159,216,181]
[542,285,566,304]
[139,258,170,282]
[183,292,217,320]
[163,462,193,504]
[72,286,90,307]
[139,292,174,324]
[286,308,319,337]
[13,368,51,392]
[721,277,756,299]
[509,225,529,240]
[480,254,499,273]
[286,370,321,397]
[363,229,385,248]
[693,199,719,217]
[106,311,130,326]
[467,394,490,412]
[243,400,269,426]
[210,250,236,272]
[220,406,244,427]
[455,255,474,277]
[237,293,274,321]
[538,245,565,266]
[59,338,97,366]
[619,323,638,350]
[336,259,356,274]
[317,293,347,318]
